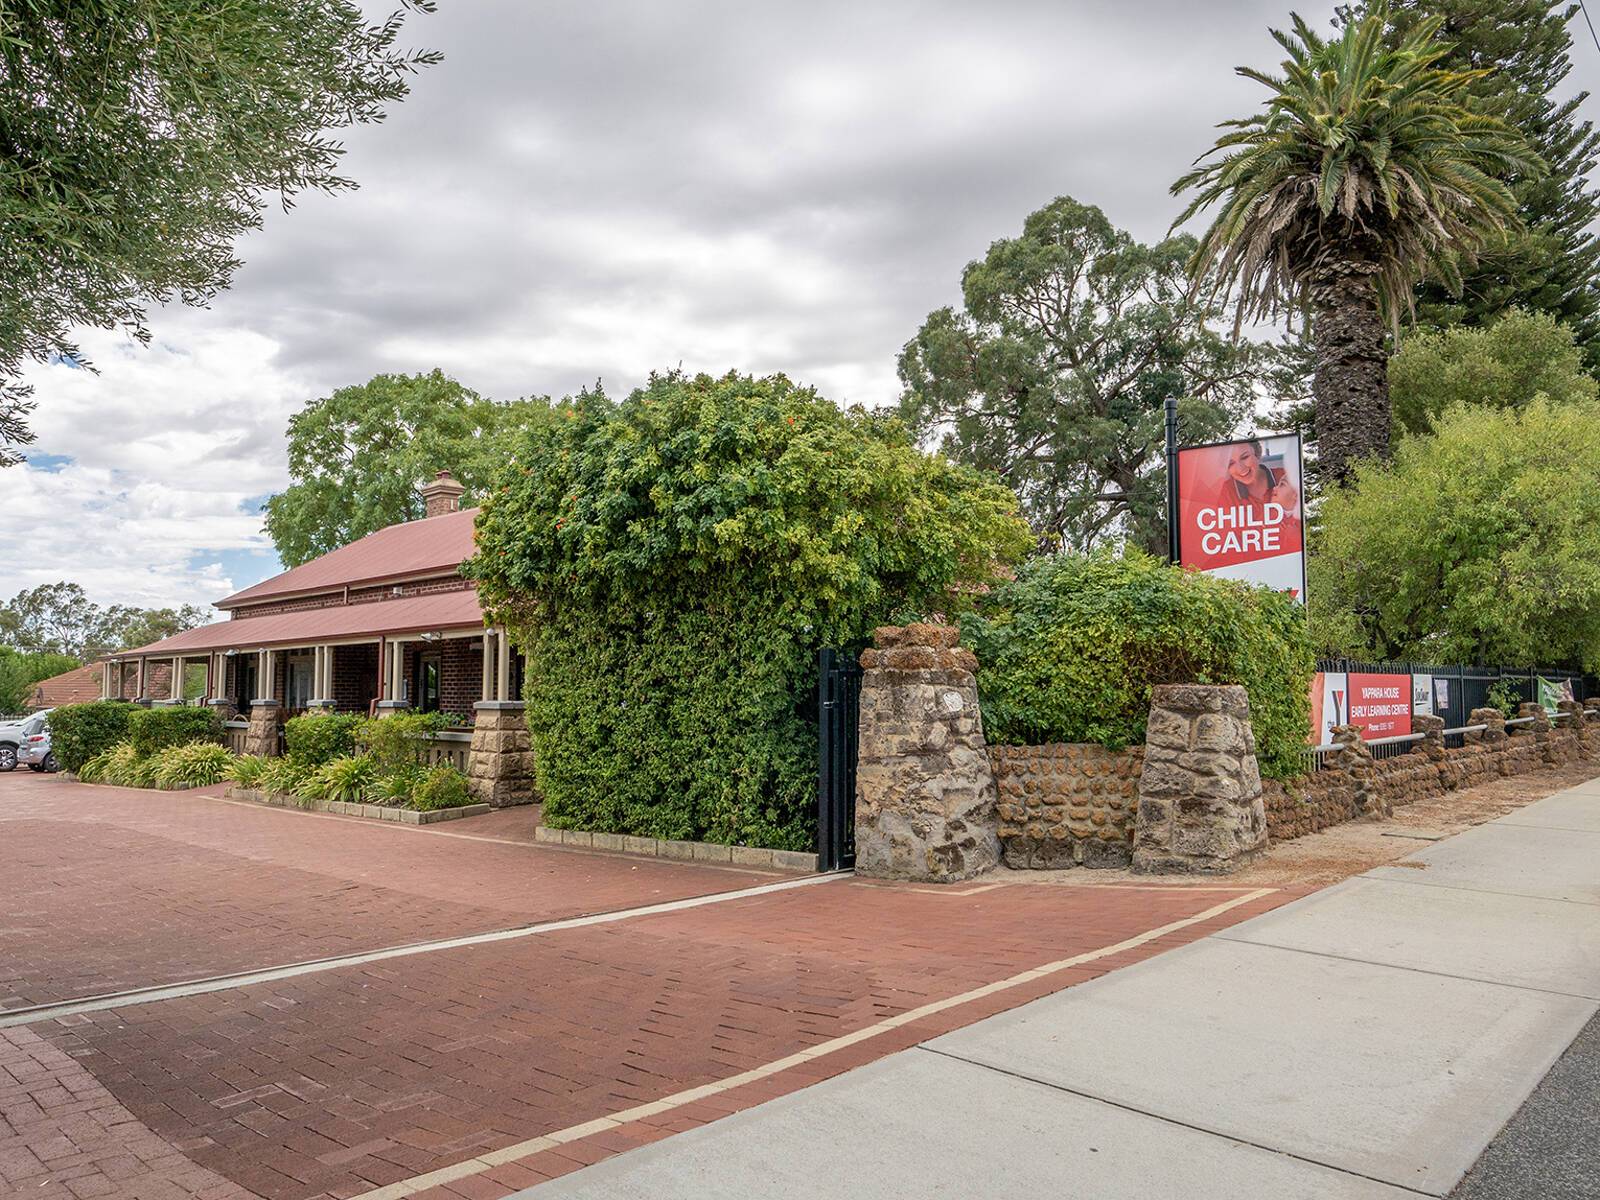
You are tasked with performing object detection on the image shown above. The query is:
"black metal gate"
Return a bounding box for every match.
[816,647,862,872]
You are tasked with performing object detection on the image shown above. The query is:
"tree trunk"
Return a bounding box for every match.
[1311,263,1390,487]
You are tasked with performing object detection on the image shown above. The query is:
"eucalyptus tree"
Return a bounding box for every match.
[1173,9,1537,484]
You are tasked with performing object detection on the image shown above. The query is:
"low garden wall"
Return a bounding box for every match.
[990,743,1142,869]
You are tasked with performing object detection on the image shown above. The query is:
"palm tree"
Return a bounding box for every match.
[1173,8,1538,485]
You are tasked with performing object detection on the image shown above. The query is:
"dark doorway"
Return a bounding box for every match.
[418,653,442,713]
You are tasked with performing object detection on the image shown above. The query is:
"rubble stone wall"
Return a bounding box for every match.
[990,743,1142,869]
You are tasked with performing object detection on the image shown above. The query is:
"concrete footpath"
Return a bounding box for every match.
[520,776,1600,1199]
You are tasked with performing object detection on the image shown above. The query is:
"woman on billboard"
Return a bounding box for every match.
[1213,438,1300,520]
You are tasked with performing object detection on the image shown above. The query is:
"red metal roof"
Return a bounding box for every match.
[25,664,103,710]
[218,507,480,609]
[116,589,485,657]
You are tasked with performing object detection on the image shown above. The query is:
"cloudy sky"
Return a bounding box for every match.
[6,0,1578,615]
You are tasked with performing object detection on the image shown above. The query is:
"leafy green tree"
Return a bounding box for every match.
[1390,307,1597,435]
[264,371,555,566]
[469,371,1032,849]
[0,0,439,463]
[898,196,1258,554]
[1310,396,1600,667]
[1377,0,1600,364]
[1175,9,1537,485]
[0,583,207,658]
[0,648,81,713]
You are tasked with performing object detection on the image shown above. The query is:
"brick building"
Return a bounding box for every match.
[99,472,523,728]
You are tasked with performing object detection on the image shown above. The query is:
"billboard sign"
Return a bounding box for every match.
[1347,672,1412,739]
[1175,433,1306,602]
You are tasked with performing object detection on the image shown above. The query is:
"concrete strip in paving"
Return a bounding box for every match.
[1214,874,1600,999]
[522,1049,1417,1200]
[1364,821,1600,906]
[924,938,1595,1195]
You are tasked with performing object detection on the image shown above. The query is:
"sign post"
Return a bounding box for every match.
[1165,397,1180,565]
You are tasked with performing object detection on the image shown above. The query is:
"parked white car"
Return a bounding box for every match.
[0,709,50,772]
[17,720,57,772]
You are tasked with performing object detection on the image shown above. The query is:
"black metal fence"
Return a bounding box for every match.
[816,647,863,872]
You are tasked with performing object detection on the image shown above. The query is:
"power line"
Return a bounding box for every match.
[1579,0,1600,58]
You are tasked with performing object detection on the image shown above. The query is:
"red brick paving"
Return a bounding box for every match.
[1,773,776,1008]
[3,774,1308,1200]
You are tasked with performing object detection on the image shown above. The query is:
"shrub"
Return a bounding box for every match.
[366,764,424,807]
[284,712,365,766]
[412,764,473,811]
[127,706,223,757]
[352,711,452,773]
[258,756,312,797]
[227,755,270,789]
[48,701,139,772]
[77,748,115,784]
[154,742,235,789]
[467,370,1031,848]
[100,740,158,788]
[1487,679,1525,719]
[962,548,1316,780]
[304,755,382,804]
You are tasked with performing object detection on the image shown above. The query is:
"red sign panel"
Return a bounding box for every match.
[1176,434,1306,601]
[1347,673,1412,740]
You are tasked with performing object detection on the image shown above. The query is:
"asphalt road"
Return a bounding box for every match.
[1452,1009,1600,1200]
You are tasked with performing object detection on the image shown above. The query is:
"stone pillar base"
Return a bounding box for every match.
[1132,684,1267,875]
[375,701,409,720]
[853,624,1000,883]
[467,701,536,807]
[243,701,282,758]
[206,698,236,721]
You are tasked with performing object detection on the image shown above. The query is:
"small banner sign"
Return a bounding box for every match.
[1175,433,1306,603]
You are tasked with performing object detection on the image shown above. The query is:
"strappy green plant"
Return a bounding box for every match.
[1173,7,1539,484]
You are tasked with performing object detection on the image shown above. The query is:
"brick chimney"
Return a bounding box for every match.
[418,470,465,519]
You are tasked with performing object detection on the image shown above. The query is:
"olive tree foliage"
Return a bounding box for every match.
[263,371,557,567]
[1389,307,1597,436]
[897,196,1259,555]
[1310,396,1600,668]
[0,0,439,464]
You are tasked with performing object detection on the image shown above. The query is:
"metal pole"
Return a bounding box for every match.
[1164,396,1180,564]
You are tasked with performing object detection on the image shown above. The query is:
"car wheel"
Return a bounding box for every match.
[0,744,16,772]
[41,753,58,773]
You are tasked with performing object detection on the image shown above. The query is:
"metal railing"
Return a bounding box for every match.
[1303,711,1578,773]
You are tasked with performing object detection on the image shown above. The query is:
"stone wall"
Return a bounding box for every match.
[466,703,536,808]
[1265,706,1599,842]
[853,623,999,883]
[990,743,1142,868]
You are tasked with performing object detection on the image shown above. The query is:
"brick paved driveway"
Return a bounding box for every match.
[0,772,1302,1200]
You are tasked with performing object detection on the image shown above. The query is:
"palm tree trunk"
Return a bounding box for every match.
[1311,263,1390,486]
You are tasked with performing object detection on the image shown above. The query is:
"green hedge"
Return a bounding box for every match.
[962,549,1315,780]
[284,712,365,766]
[48,701,139,772]
[126,706,224,757]
[468,370,1031,848]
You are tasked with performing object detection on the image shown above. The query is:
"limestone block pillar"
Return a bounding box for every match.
[1131,684,1267,875]
[243,700,282,757]
[467,701,536,807]
[853,623,999,883]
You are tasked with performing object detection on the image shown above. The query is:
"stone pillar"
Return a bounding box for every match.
[1331,724,1387,818]
[1519,701,1560,764]
[1414,713,1446,761]
[243,700,281,757]
[1131,684,1267,875]
[854,623,999,883]
[467,701,536,806]
[1466,706,1507,744]
[207,697,236,722]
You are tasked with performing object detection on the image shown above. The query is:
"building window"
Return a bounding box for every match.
[287,654,315,711]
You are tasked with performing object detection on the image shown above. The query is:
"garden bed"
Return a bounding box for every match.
[228,786,490,825]
[533,825,818,872]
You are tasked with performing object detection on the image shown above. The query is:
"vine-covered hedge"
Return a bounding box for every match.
[469,370,1031,849]
[48,701,139,772]
[126,705,223,757]
[962,549,1315,780]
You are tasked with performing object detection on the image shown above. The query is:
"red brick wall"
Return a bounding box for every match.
[397,637,480,725]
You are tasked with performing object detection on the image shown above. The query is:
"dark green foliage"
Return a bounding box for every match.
[126,706,223,757]
[46,701,138,772]
[0,0,437,462]
[284,712,365,766]
[1378,0,1600,365]
[898,196,1258,555]
[962,550,1316,780]
[469,370,1032,850]
[0,648,80,712]
[263,372,558,566]
[411,765,472,811]
[352,711,450,773]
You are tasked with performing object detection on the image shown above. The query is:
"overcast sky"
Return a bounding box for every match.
[4,0,1591,616]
